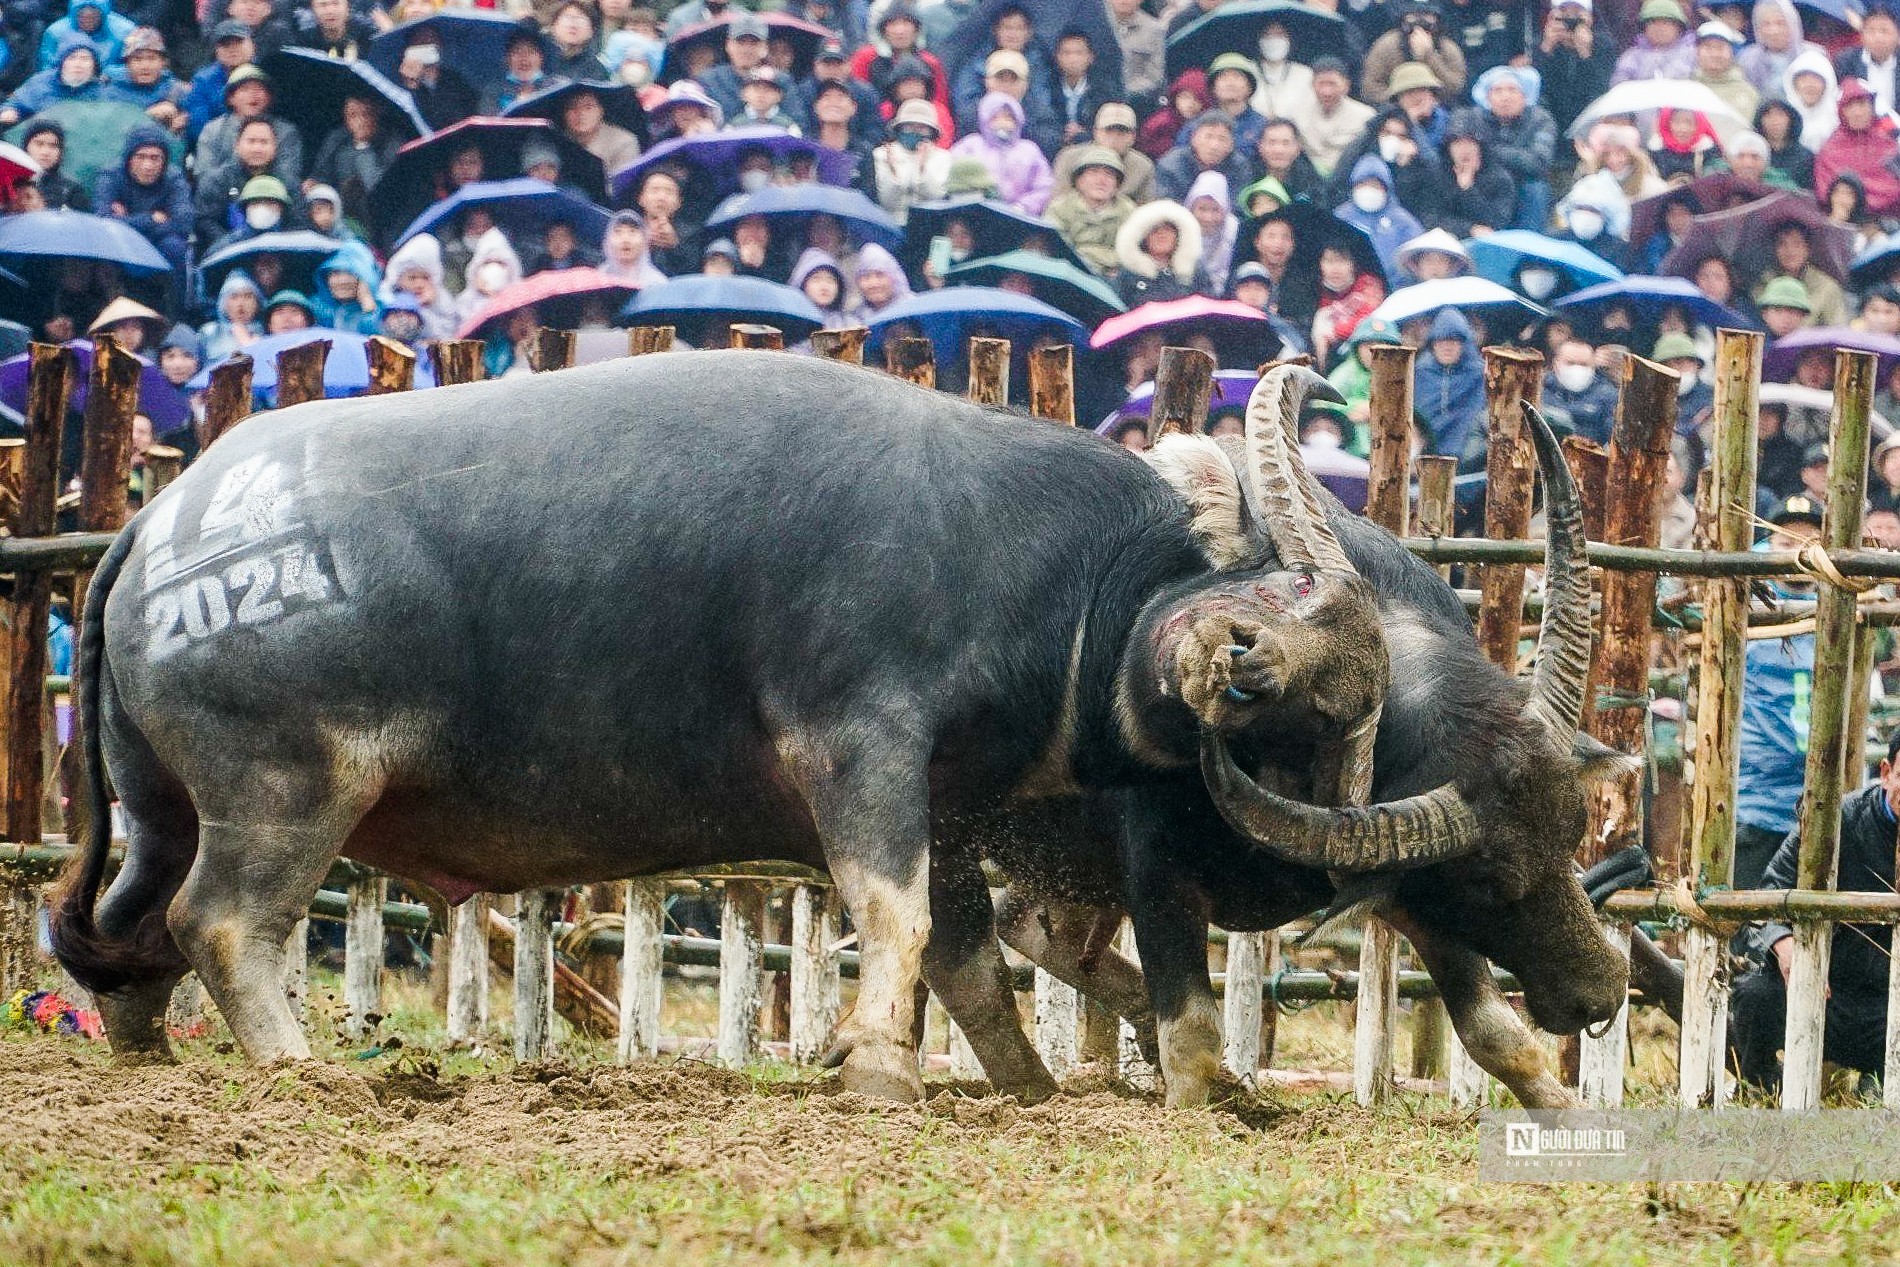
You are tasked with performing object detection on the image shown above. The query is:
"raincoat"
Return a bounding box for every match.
[198,270,264,363]
[4,33,105,117]
[790,247,851,330]
[377,233,459,340]
[1332,156,1424,287]
[1813,77,1900,215]
[1783,47,1838,149]
[948,93,1052,216]
[597,210,667,288]
[37,0,132,70]
[456,227,524,322]
[1413,306,1487,468]
[310,244,383,335]
[92,124,189,269]
[1184,170,1236,297]
[847,242,911,326]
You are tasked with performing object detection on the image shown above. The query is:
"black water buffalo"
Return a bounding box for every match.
[52,351,1387,1102]
[967,393,1634,1108]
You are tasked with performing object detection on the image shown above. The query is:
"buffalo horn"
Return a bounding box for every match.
[1240,364,1357,578]
[1522,403,1594,739]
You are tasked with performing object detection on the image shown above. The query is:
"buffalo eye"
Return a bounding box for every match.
[1292,571,1315,598]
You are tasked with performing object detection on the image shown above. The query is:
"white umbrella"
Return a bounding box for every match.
[1370,276,1548,327]
[1759,382,1894,441]
[1567,78,1752,147]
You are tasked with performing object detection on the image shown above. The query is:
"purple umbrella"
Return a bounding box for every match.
[611,127,855,204]
[1661,192,1855,285]
[0,339,190,432]
[1627,173,1772,253]
[1762,328,1900,383]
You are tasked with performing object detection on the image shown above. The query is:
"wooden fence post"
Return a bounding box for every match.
[1150,347,1215,439]
[367,336,416,394]
[886,336,935,388]
[618,880,665,1062]
[446,895,490,1046]
[1475,347,1544,674]
[1562,437,1611,542]
[717,880,766,1067]
[729,323,783,351]
[1414,454,1458,583]
[1364,344,1416,529]
[811,327,867,364]
[273,340,330,408]
[1681,328,1762,1110]
[534,327,577,371]
[514,887,558,1061]
[75,333,142,626]
[627,326,676,356]
[344,871,385,1039]
[966,336,1010,405]
[790,883,841,1063]
[1222,929,1265,1083]
[4,346,70,846]
[430,340,486,386]
[143,445,183,502]
[1783,348,1876,1112]
[201,353,253,447]
[1028,345,1075,424]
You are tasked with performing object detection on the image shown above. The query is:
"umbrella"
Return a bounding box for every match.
[0,340,190,431]
[900,197,1089,278]
[1467,231,1624,292]
[1661,192,1855,285]
[1165,0,1349,78]
[611,127,857,204]
[1090,296,1284,366]
[1370,276,1548,328]
[933,0,1122,90]
[1228,203,1383,292]
[371,118,607,240]
[1628,173,1772,250]
[1566,78,1752,147]
[262,48,430,145]
[621,272,827,343]
[1760,382,1895,441]
[197,230,350,296]
[864,287,1084,356]
[1554,275,1756,331]
[394,177,612,249]
[189,329,439,403]
[704,183,902,251]
[4,101,183,193]
[1792,0,1862,30]
[1850,239,1900,290]
[943,250,1125,327]
[368,10,551,84]
[1763,328,1900,382]
[0,141,39,196]
[502,79,648,147]
[663,12,836,83]
[0,209,171,275]
[456,267,638,339]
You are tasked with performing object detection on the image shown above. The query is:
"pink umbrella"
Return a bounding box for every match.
[0,142,40,197]
[456,267,639,340]
[1089,296,1284,366]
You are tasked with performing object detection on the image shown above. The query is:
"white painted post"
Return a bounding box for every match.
[618,881,665,1062]
[947,1020,982,1078]
[1353,920,1399,1106]
[1447,1032,1489,1108]
[717,880,765,1068]
[1677,926,1731,1109]
[1034,968,1080,1079]
[343,873,385,1040]
[446,895,490,1046]
[1885,929,1900,1110]
[513,888,557,1062]
[1577,923,1630,1107]
[282,918,308,1019]
[1223,930,1265,1083]
[1781,923,1832,1111]
[789,884,840,1064]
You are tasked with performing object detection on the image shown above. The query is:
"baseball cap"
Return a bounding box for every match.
[1696,19,1742,43]
[986,48,1030,79]
[211,18,250,41]
[1232,261,1271,285]
[123,26,165,55]
[1769,494,1825,527]
[728,13,768,40]
[1095,101,1137,130]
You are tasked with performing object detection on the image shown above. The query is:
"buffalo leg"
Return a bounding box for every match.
[993,889,1158,1062]
[1122,876,1222,1108]
[1385,910,1579,1110]
[920,851,1059,1103]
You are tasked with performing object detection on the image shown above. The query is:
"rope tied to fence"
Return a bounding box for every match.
[1668,875,1745,936]
[1794,540,1882,595]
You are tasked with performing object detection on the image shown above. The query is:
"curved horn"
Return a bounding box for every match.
[1522,402,1594,739]
[1201,730,1480,872]
[1242,364,1356,576]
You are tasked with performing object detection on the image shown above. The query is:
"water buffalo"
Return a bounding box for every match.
[51,351,1385,1102]
[967,393,1635,1108]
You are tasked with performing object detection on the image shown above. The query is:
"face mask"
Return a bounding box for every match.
[1351,185,1386,213]
[1377,134,1403,163]
[1677,369,1699,396]
[475,260,509,293]
[895,129,926,150]
[990,118,1018,140]
[1519,267,1558,300]
[1305,428,1342,450]
[740,169,770,192]
[1555,363,1595,393]
[1259,35,1291,61]
[244,203,281,230]
[1569,208,1605,240]
[619,61,651,86]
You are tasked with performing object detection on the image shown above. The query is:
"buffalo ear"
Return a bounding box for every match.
[1572,731,1642,783]
[1141,434,1252,570]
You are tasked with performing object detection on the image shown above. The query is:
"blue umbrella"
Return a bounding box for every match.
[705,183,902,252]
[198,230,351,295]
[943,250,1125,327]
[1467,230,1624,292]
[367,11,550,84]
[502,79,648,146]
[611,128,857,203]
[0,340,190,431]
[1851,239,1900,290]
[621,273,827,344]
[900,197,1089,279]
[0,209,171,275]
[395,178,612,249]
[189,330,439,404]
[1793,0,1862,29]
[262,48,430,143]
[864,287,1084,357]
[1555,275,1755,332]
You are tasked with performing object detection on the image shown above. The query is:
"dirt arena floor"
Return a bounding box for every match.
[6,1019,1900,1266]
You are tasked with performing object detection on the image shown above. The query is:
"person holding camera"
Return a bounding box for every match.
[1362,0,1468,104]
[1535,0,1615,135]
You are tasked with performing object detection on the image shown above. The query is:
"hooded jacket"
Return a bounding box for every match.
[1139,69,1208,160]
[92,124,189,255]
[310,244,383,334]
[1414,306,1487,467]
[456,227,524,321]
[847,241,912,325]
[5,32,106,118]
[1184,170,1236,296]
[1324,104,1447,217]
[377,233,460,340]
[790,247,851,330]
[37,0,132,70]
[1333,156,1425,287]
[1814,77,1900,215]
[1435,116,1517,237]
[1611,24,1696,84]
[1113,198,1201,305]
[948,93,1053,216]
[1740,0,1820,100]
[198,269,264,363]
[1755,98,1816,189]
[1784,48,1839,149]
[598,209,667,287]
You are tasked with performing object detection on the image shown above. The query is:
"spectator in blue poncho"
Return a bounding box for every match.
[310,245,382,335]
[1413,306,1486,470]
[1333,155,1424,287]
[1,32,105,126]
[36,0,131,71]
[101,26,186,133]
[94,125,189,275]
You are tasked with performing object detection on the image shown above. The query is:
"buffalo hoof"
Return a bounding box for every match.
[992,1067,1060,1106]
[839,1040,925,1103]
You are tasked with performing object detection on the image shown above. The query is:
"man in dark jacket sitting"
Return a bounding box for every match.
[93,124,190,275]
[1729,729,1900,1097]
